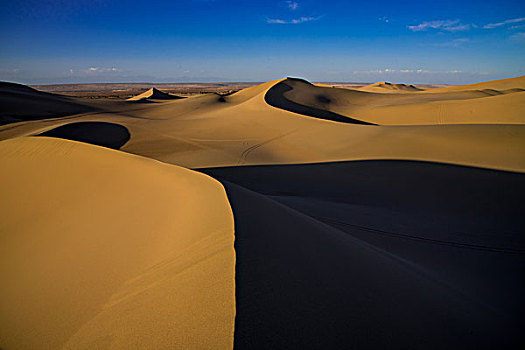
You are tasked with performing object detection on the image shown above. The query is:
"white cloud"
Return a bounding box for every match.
[85,67,118,73]
[352,68,463,74]
[483,17,525,29]
[436,37,470,47]
[285,1,298,10]
[69,67,120,75]
[378,16,389,23]
[511,32,525,40]
[267,16,320,24]
[408,19,470,32]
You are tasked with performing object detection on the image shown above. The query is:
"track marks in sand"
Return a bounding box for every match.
[237,129,298,165]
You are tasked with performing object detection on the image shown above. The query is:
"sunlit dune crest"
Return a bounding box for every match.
[1,76,524,349]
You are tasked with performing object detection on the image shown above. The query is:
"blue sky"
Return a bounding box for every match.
[0,0,524,84]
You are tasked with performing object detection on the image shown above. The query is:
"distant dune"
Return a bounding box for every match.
[359,81,423,92]
[126,87,184,101]
[1,75,524,349]
[0,82,95,125]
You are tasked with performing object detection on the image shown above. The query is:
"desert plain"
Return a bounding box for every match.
[1,76,524,349]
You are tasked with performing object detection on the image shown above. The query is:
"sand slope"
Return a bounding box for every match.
[211,171,524,348]
[1,77,524,171]
[0,137,235,350]
[127,87,183,101]
[359,81,423,93]
[0,82,95,125]
[283,77,525,125]
[1,76,524,349]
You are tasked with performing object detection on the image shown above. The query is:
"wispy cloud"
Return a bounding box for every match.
[378,16,389,23]
[353,68,463,74]
[267,16,320,24]
[408,19,470,32]
[0,67,20,74]
[68,67,119,75]
[285,1,298,10]
[86,67,118,73]
[435,38,470,47]
[511,32,525,40]
[483,17,525,29]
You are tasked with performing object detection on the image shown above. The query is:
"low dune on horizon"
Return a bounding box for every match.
[1,75,524,349]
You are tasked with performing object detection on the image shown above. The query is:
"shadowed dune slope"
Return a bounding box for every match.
[264,78,376,125]
[0,82,96,125]
[0,137,235,350]
[1,79,524,171]
[279,76,525,125]
[200,160,525,348]
[38,121,130,149]
[1,75,524,349]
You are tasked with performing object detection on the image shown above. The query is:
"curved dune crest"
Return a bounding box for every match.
[201,160,525,348]
[275,77,525,125]
[264,77,376,125]
[0,137,235,350]
[127,87,184,101]
[1,79,525,171]
[0,75,524,348]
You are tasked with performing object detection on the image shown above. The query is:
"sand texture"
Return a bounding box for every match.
[1,76,524,349]
[0,137,235,349]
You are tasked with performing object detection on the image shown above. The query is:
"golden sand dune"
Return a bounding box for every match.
[1,77,524,171]
[126,87,184,101]
[281,77,525,125]
[429,74,525,92]
[359,81,423,93]
[1,76,525,348]
[0,137,235,349]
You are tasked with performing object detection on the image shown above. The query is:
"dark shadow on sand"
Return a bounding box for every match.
[264,78,376,125]
[0,82,96,125]
[37,121,130,149]
[200,160,525,349]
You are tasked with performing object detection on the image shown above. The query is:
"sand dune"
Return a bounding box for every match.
[359,81,423,92]
[0,137,235,349]
[265,78,376,124]
[126,87,184,101]
[204,162,524,348]
[281,76,525,125]
[428,75,525,92]
[0,82,95,125]
[1,76,524,349]
[1,77,524,171]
